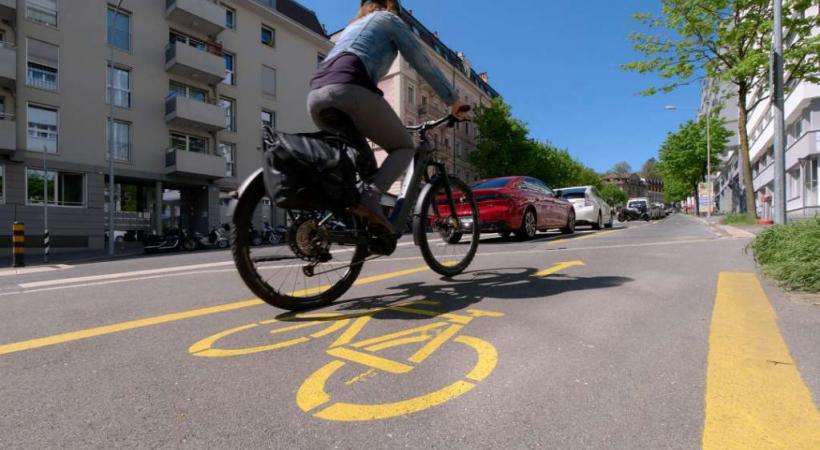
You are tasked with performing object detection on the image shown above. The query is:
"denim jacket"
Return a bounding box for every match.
[325,11,457,105]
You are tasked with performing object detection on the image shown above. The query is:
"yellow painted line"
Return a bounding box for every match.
[0,265,430,357]
[408,324,463,364]
[325,347,413,374]
[534,260,586,278]
[351,322,448,349]
[703,273,820,449]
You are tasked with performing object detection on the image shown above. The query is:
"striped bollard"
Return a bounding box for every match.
[44,230,50,263]
[12,222,25,268]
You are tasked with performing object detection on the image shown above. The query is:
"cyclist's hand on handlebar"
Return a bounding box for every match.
[452,100,471,121]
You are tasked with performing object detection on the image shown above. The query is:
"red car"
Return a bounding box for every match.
[469,176,576,240]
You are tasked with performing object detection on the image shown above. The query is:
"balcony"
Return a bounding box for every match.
[165,148,226,179]
[0,41,16,87]
[165,41,225,85]
[165,94,226,131]
[166,0,225,37]
[0,115,15,153]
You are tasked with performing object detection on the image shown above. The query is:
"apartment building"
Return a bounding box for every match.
[0,0,330,251]
[330,8,500,194]
[601,173,664,203]
[713,5,819,219]
[701,80,743,214]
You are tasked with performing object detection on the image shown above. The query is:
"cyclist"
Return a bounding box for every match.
[308,0,469,233]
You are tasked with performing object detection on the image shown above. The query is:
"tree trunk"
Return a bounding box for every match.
[736,86,758,217]
[694,184,700,216]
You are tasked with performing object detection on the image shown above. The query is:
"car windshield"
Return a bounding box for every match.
[628,201,647,209]
[472,178,512,189]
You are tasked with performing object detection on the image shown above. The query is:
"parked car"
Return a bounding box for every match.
[653,203,667,219]
[470,176,576,240]
[555,186,614,229]
[625,198,653,221]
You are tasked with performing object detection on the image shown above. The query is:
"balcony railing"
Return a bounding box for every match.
[0,40,15,50]
[165,40,223,62]
[165,0,225,36]
[0,112,14,121]
[27,67,58,91]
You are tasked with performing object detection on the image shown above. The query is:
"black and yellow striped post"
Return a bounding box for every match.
[12,222,25,268]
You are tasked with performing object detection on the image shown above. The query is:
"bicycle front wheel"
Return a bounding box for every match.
[414,177,480,276]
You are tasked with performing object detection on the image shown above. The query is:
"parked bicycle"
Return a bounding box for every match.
[230,108,479,311]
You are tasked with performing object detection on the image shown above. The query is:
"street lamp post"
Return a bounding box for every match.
[772,0,787,224]
[665,104,713,218]
[107,0,125,256]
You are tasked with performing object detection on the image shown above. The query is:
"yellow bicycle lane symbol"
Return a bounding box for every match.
[189,301,504,422]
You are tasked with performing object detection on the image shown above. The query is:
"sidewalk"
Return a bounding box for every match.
[697,215,762,238]
[0,245,145,270]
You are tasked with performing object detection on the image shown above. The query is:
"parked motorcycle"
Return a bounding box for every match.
[261,222,288,245]
[617,206,650,222]
[191,225,231,250]
[143,228,190,254]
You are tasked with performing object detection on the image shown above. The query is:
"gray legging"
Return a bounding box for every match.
[307,83,415,192]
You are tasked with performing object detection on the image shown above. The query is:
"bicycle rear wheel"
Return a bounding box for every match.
[414,177,480,276]
[232,174,367,311]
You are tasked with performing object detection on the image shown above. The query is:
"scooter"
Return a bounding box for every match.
[143,228,190,253]
[191,225,230,250]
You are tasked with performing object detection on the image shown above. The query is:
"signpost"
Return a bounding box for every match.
[698,182,714,216]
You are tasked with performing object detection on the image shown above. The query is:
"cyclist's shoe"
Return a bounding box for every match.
[349,186,395,235]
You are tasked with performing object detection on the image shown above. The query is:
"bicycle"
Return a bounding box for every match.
[188,300,504,422]
[230,110,480,311]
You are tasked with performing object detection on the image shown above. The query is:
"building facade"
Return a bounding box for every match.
[711,4,819,219]
[701,79,744,214]
[602,173,664,203]
[0,0,330,251]
[331,8,500,194]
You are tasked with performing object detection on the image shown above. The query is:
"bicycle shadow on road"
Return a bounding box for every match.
[276,267,633,322]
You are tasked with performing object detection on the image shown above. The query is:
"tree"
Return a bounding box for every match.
[610,161,634,177]
[641,158,661,179]
[472,98,602,189]
[471,97,537,179]
[623,0,820,216]
[657,116,732,213]
[600,183,629,207]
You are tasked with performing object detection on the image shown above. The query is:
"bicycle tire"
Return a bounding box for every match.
[232,174,367,311]
[414,177,480,277]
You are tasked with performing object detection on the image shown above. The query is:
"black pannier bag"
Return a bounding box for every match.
[262,127,374,213]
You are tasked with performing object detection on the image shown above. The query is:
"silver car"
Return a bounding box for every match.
[558,186,614,229]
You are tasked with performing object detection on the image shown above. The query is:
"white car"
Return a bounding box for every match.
[557,186,614,229]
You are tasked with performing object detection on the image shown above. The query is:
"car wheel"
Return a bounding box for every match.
[561,210,576,235]
[514,209,537,241]
[592,212,603,230]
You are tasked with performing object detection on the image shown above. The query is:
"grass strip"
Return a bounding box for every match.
[750,216,820,293]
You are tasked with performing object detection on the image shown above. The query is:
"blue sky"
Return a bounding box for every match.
[296,0,701,174]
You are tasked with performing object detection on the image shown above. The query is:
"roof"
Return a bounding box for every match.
[253,0,326,37]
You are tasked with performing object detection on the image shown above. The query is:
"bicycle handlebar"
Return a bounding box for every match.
[406,105,472,132]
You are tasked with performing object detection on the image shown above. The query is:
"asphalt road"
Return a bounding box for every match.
[1,215,818,449]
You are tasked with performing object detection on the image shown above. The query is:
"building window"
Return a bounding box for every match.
[261,25,275,47]
[220,97,236,132]
[223,52,235,85]
[108,119,130,161]
[107,66,131,108]
[261,109,275,129]
[169,81,208,102]
[317,53,326,68]
[27,39,58,91]
[787,168,801,200]
[170,132,209,154]
[225,6,236,30]
[220,142,236,177]
[107,6,131,51]
[261,65,276,96]
[26,0,57,27]
[26,169,85,207]
[806,158,818,206]
[27,104,58,153]
[407,84,415,105]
